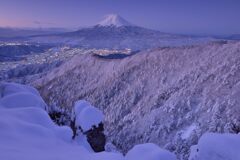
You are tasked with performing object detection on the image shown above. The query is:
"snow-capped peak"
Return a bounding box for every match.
[97,14,132,27]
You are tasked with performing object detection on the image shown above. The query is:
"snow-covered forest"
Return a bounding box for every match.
[34,41,240,159]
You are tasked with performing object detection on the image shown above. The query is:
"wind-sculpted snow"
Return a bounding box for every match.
[0,82,122,160]
[73,100,104,132]
[0,82,46,109]
[0,82,178,160]
[34,41,240,159]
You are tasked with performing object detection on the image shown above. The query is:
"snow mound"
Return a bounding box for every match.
[0,82,46,110]
[181,124,197,139]
[0,82,179,160]
[0,83,124,160]
[0,82,40,97]
[74,100,92,117]
[74,100,104,132]
[98,14,132,27]
[189,133,240,160]
[92,152,124,160]
[76,107,104,132]
[125,143,177,160]
[0,92,46,109]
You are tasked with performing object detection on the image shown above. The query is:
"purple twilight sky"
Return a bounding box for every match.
[0,0,240,35]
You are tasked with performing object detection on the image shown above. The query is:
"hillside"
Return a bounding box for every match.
[34,41,240,159]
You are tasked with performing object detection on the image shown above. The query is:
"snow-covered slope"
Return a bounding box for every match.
[98,14,132,27]
[0,82,123,160]
[0,82,178,160]
[34,41,240,159]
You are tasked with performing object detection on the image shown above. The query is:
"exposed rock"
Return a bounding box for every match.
[84,123,106,152]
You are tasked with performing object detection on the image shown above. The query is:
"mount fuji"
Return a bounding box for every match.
[97,14,133,27]
[28,14,214,50]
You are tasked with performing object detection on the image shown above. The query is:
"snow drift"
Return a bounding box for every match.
[0,82,178,160]
[73,100,104,132]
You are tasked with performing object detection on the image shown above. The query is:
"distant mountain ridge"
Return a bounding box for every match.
[26,14,214,50]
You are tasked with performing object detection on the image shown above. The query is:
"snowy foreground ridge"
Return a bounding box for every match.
[0,82,176,160]
[0,82,239,160]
